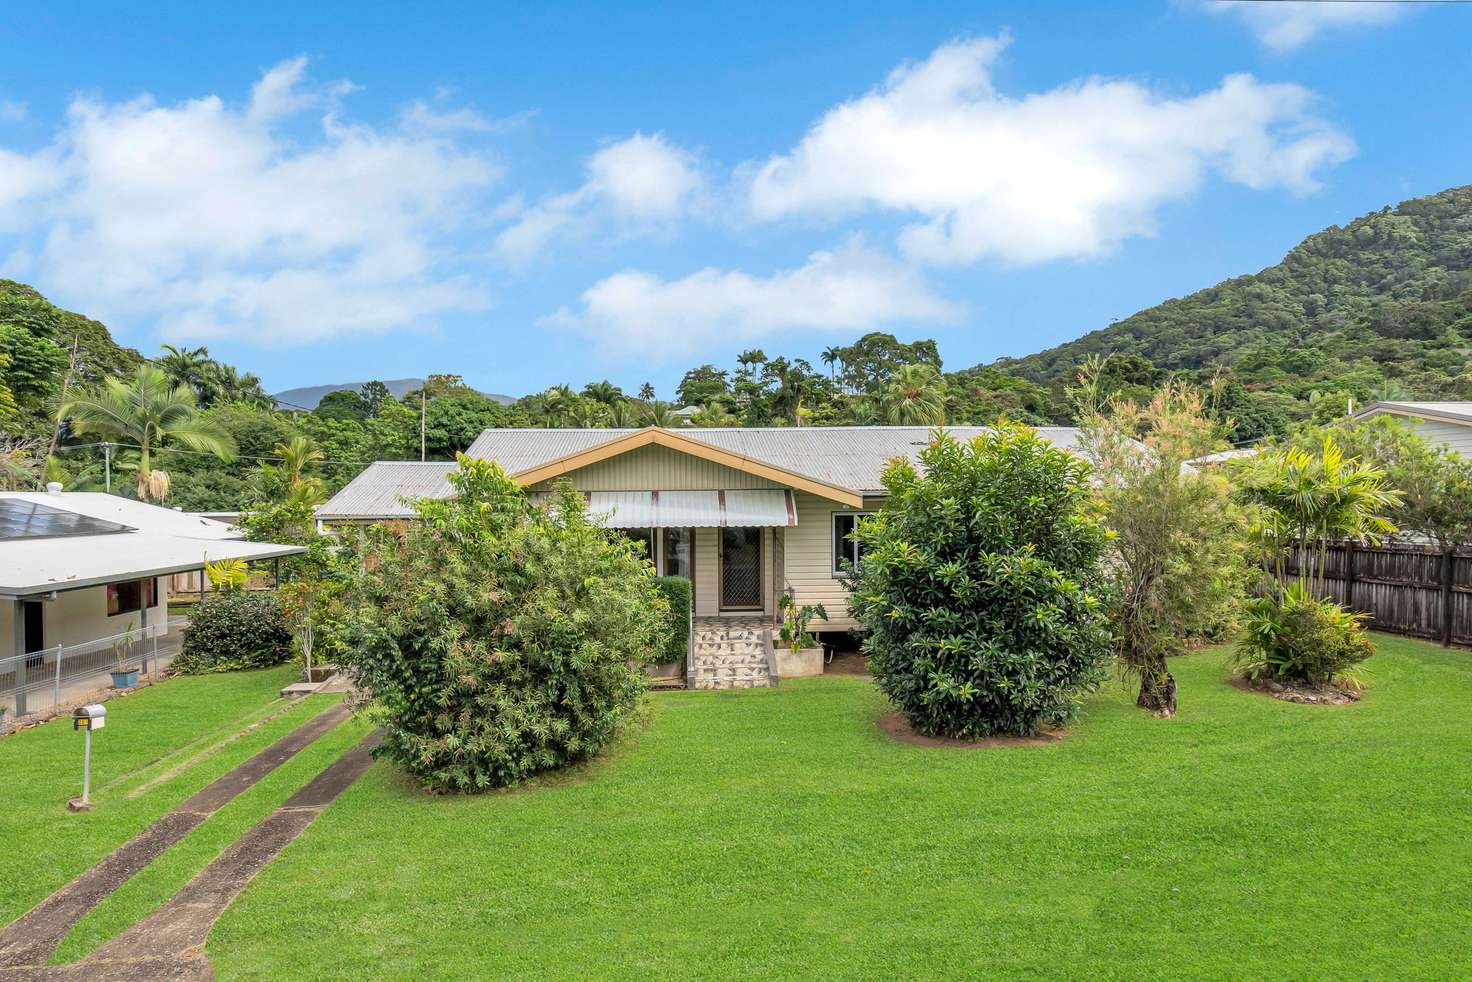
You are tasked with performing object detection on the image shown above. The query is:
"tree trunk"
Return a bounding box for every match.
[1136,658,1177,716]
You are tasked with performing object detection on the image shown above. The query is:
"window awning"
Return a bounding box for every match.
[584,490,797,528]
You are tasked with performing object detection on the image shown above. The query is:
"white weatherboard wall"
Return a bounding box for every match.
[779,491,886,632]
[0,584,170,659]
[1408,419,1472,456]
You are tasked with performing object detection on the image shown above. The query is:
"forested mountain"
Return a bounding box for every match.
[6,183,1472,508]
[982,184,1472,434]
[272,378,515,411]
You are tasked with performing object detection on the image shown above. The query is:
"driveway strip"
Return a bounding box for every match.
[0,700,352,969]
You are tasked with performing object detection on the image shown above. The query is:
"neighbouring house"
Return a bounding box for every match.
[317,426,1086,688]
[1352,401,1472,454]
[1,487,305,716]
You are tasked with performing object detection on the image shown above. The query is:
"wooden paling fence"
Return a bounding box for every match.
[1281,542,1472,647]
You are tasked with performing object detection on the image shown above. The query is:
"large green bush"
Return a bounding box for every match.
[173,591,293,674]
[343,457,668,792]
[849,426,1113,738]
[651,576,691,665]
[1236,582,1374,688]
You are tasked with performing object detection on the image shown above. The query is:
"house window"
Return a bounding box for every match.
[623,528,656,563]
[108,578,158,617]
[832,513,873,575]
[662,527,692,579]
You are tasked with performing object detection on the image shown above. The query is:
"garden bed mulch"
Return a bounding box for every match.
[875,712,1067,749]
[1229,675,1361,706]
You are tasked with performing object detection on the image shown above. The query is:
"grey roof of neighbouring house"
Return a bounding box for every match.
[318,426,1086,520]
[316,461,457,519]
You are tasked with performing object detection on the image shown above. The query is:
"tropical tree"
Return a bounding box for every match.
[876,363,946,425]
[821,346,843,381]
[582,380,622,406]
[157,344,218,404]
[1236,435,1401,596]
[59,365,236,501]
[735,349,767,379]
[607,399,640,428]
[644,401,682,427]
[1079,381,1251,715]
[637,382,656,401]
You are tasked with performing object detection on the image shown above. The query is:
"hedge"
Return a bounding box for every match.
[173,590,293,674]
[652,575,692,664]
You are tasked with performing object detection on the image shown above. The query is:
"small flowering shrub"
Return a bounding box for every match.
[849,426,1113,738]
[343,457,668,792]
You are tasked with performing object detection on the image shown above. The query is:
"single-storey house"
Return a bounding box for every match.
[1351,401,1472,454]
[317,426,1085,687]
[1,488,305,715]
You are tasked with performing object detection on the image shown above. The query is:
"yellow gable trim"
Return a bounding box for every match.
[510,427,864,507]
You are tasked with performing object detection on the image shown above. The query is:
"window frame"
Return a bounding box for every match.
[107,577,159,617]
[831,511,874,577]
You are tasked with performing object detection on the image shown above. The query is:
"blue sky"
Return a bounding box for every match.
[0,1,1467,398]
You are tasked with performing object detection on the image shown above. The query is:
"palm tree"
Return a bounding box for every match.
[1237,434,1402,595]
[582,380,622,406]
[157,344,219,406]
[59,365,236,501]
[821,346,843,382]
[645,401,681,427]
[736,349,767,378]
[637,382,656,402]
[274,436,325,485]
[876,363,946,426]
[607,399,640,428]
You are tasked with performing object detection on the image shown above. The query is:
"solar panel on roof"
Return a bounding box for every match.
[0,498,133,541]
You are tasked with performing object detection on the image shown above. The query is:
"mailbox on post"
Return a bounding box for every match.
[69,704,107,811]
[73,704,106,731]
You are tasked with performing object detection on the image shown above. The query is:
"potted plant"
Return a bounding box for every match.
[111,621,140,689]
[775,590,828,679]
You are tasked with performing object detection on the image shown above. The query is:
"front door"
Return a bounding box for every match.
[720,527,763,610]
[22,600,43,669]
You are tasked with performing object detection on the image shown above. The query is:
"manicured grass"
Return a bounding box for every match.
[0,664,314,929]
[206,634,1472,979]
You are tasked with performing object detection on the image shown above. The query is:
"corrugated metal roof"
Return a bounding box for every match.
[316,462,457,519]
[467,426,1084,494]
[1355,401,1472,424]
[324,426,1086,520]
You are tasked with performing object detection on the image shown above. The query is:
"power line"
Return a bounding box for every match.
[49,441,383,467]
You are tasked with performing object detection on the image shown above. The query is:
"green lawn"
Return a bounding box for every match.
[0,664,330,929]
[194,634,1472,980]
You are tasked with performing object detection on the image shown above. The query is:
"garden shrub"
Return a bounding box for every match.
[652,576,691,665]
[1236,582,1374,688]
[173,591,293,674]
[343,457,668,792]
[849,426,1113,738]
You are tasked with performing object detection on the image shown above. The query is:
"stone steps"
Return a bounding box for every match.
[689,617,773,690]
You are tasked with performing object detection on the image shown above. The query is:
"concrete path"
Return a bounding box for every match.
[0,701,352,970]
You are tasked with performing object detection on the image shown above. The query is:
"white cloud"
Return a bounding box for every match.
[747,36,1354,266]
[495,132,702,263]
[1203,1,1407,51]
[0,57,500,344]
[548,238,960,356]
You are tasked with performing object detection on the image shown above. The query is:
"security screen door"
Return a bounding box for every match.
[720,527,763,610]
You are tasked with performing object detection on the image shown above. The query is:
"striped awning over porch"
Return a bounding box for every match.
[585,490,797,528]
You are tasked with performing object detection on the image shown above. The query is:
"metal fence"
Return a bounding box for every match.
[0,622,183,719]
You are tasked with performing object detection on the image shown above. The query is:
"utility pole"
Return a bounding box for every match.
[420,388,426,462]
[103,442,112,493]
